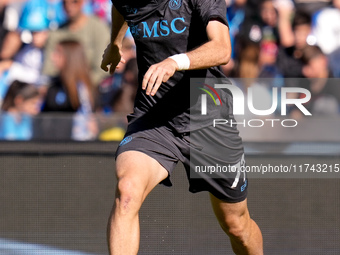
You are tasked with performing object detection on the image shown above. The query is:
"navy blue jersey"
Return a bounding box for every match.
[112,0,232,132]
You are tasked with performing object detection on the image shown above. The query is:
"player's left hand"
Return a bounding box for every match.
[142,58,178,96]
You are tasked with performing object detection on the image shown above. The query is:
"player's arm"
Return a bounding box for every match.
[143,20,231,96]
[100,5,129,74]
[186,19,231,69]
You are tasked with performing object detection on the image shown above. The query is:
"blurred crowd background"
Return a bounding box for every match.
[0,0,339,141]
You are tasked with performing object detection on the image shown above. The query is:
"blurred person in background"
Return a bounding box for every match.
[222,0,247,75]
[294,0,331,15]
[42,0,110,87]
[276,10,312,79]
[230,41,276,118]
[0,3,50,99]
[0,80,41,140]
[274,0,295,46]
[258,39,283,79]
[259,0,279,40]
[298,45,340,116]
[258,39,284,115]
[91,0,112,23]
[0,0,16,55]
[98,57,138,142]
[231,41,260,80]
[236,0,279,48]
[0,0,22,62]
[110,57,138,114]
[25,0,100,32]
[42,39,98,140]
[98,34,136,112]
[0,0,69,62]
[312,0,340,77]
[228,0,281,76]
[0,0,23,102]
[0,0,11,52]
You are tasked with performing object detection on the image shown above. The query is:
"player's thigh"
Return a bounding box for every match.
[210,194,250,231]
[116,150,169,200]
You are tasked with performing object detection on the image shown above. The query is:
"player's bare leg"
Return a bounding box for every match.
[210,195,263,255]
[107,151,168,255]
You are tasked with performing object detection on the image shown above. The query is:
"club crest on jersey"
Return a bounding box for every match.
[119,136,133,146]
[169,0,182,10]
[129,24,141,36]
[125,6,138,14]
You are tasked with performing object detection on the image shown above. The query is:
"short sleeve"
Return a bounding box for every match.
[193,0,229,27]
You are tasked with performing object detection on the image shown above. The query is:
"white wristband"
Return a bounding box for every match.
[169,53,190,71]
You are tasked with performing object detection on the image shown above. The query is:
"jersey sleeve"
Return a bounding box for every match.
[193,0,229,27]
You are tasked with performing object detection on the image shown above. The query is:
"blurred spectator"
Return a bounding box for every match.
[236,10,262,45]
[312,0,340,77]
[111,57,138,114]
[46,0,68,30]
[276,10,312,79]
[231,41,260,80]
[237,0,279,46]
[313,0,340,54]
[274,0,295,47]
[260,0,279,38]
[294,0,331,15]
[98,58,138,141]
[230,40,278,117]
[42,39,98,140]
[302,45,330,79]
[258,39,283,79]
[230,0,282,78]
[226,0,246,56]
[232,37,282,80]
[18,0,101,32]
[293,12,313,51]
[221,0,246,75]
[0,0,22,61]
[296,45,340,116]
[0,4,49,96]
[91,0,112,23]
[0,0,14,54]
[0,0,10,52]
[98,35,136,112]
[119,36,136,73]
[0,80,41,140]
[42,0,110,87]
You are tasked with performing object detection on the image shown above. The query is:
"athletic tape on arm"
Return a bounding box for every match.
[169,53,190,70]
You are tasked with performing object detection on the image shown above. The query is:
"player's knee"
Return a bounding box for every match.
[115,178,144,215]
[221,215,250,244]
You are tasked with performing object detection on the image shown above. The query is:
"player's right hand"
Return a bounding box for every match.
[100,43,125,75]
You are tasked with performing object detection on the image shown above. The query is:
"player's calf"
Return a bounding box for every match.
[221,214,252,253]
[210,196,263,255]
[214,204,247,239]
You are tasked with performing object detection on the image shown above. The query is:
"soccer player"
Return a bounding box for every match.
[101,0,263,254]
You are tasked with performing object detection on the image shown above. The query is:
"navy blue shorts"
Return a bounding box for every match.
[116,124,247,203]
